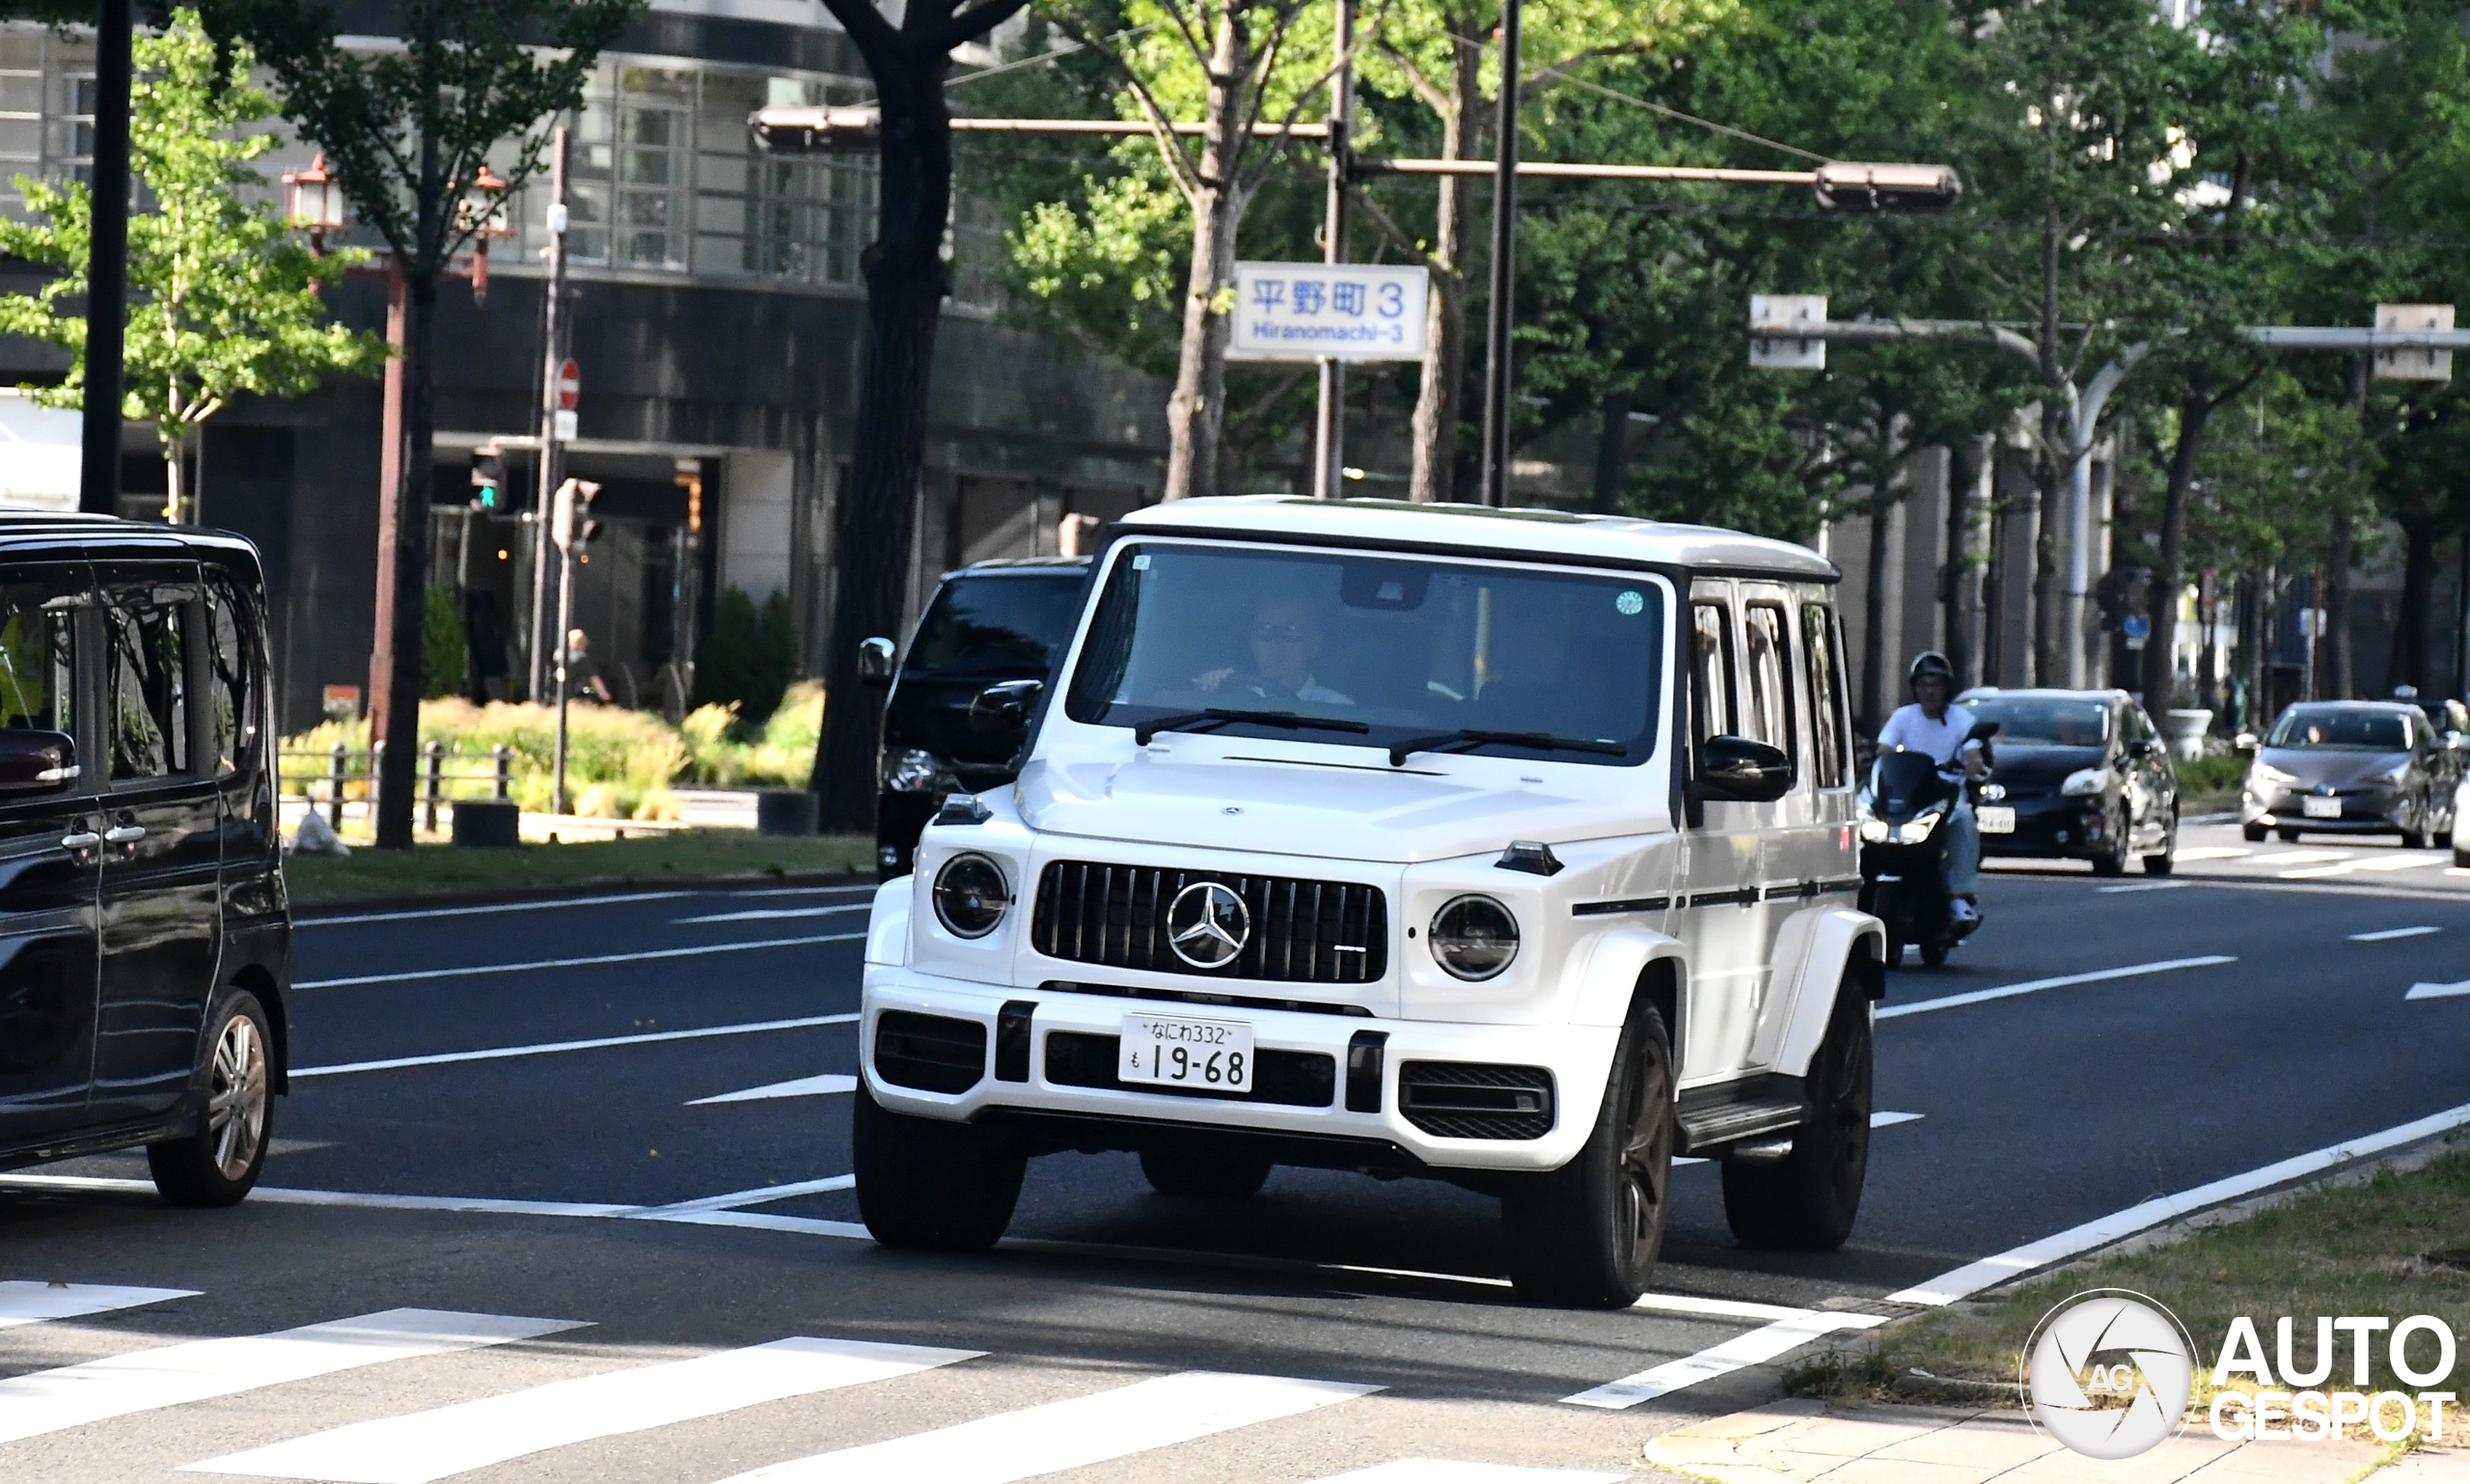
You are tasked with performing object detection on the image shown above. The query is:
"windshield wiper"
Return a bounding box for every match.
[1388,728,1627,767]
[1131,707,1373,746]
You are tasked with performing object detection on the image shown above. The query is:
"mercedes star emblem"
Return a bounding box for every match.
[1166,880,1249,969]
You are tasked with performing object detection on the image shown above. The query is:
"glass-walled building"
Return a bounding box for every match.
[0,4,1165,729]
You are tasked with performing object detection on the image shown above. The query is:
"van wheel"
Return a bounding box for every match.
[1502,1002,1673,1307]
[1139,1142,1272,1199]
[853,1082,1024,1251]
[149,990,274,1208]
[1722,985,1871,1250]
[2143,816,2177,875]
[2277,827,2302,842]
[2242,822,2266,842]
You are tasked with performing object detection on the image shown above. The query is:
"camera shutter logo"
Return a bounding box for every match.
[2023,1290,2196,1461]
[1167,881,1249,968]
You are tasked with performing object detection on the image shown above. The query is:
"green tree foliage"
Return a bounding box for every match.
[0,10,386,523]
[695,588,800,728]
[422,584,468,700]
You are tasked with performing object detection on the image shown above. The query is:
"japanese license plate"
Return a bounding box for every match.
[2303,795,2343,818]
[1977,806,2017,835]
[1117,1014,1254,1092]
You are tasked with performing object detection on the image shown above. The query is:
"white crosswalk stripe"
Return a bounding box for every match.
[0,1308,584,1444]
[715,1369,1380,1484]
[1309,1463,1630,1483]
[0,1280,196,1330]
[687,1073,858,1105]
[181,1336,982,1483]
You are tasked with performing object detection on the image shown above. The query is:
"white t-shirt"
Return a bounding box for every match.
[1878,701,1982,766]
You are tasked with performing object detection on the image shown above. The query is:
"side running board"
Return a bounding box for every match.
[1674,1072,1807,1156]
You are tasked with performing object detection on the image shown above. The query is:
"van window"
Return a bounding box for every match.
[0,574,78,739]
[206,574,260,776]
[105,592,193,783]
[1688,601,1735,747]
[1742,603,1798,782]
[1801,602,1848,787]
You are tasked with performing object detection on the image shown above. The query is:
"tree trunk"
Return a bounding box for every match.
[1162,14,1247,501]
[1860,501,1893,735]
[2030,402,2063,686]
[372,271,436,848]
[1943,437,1982,689]
[1590,382,1632,514]
[1407,35,1477,505]
[2395,516,2435,698]
[2141,391,2216,711]
[2323,516,2354,700]
[812,38,955,834]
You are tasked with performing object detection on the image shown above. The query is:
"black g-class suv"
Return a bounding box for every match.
[0,517,288,1207]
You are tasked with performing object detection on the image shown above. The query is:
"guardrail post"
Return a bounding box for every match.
[492,744,512,802]
[422,740,445,834]
[326,741,347,830]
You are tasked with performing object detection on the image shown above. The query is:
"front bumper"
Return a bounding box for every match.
[2239,784,2408,833]
[862,964,1618,1173]
[1979,792,2117,860]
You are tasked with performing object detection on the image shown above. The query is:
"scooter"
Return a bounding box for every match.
[1857,720,1998,967]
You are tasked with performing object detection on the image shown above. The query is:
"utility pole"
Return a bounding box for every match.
[529,126,572,703]
[78,0,131,517]
[549,477,598,815]
[1477,0,1523,508]
[1307,0,1355,502]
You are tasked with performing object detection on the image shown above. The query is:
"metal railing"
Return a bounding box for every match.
[277,742,516,833]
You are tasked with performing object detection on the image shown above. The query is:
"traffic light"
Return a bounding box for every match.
[551,478,601,554]
[1813,161,1963,213]
[470,445,506,511]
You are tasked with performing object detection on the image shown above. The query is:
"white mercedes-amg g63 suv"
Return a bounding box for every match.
[855,496,1886,1306]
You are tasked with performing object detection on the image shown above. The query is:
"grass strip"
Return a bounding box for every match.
[284,830,874,905]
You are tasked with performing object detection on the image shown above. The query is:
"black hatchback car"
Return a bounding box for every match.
[867,558,1089,877]
[0,518,288,1206]
[2237,701,2455,847]
[1958,688,2180,875]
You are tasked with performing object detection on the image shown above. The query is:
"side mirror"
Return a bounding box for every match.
[857,636,896,686]
[2234,732,2259,753]
[0,729,76,794]
[970,678,1044,731]
[2126,737,2157,759]
[1695,734,1792,804]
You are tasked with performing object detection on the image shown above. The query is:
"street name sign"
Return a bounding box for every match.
[1231,262,1428,362]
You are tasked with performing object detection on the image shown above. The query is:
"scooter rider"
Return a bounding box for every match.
[1876,652,1987,923]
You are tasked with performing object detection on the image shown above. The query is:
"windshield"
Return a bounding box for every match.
[904,572,1087,678]
[2266,706,2410,752]
[1964,697,2110,748]
[1063,541,1667,765]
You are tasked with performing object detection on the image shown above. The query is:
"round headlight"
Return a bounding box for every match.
[1430,894,1519,980]
[932,853,1010,939]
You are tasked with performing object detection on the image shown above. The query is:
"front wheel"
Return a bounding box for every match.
[2242,822,2267,842]
[2144,813,2178,876]
[1722,982,1872,1250]
[2277,826,2303,843]
[1918,939,1949,967]
[853,1083,1025,1251]
[1503,1001,1674,1307]
[149,990,274,1208]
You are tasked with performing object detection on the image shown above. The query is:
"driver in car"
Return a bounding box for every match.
[1876,650,1987,923]
[1195,593,1356,706]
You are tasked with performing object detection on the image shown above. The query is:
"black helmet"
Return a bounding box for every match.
[1908,650,1954,684]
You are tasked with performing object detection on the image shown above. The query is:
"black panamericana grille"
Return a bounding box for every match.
[1396,1061,1556,1140]
[1030,861,1387,984]
[1044,1031,1336,1108]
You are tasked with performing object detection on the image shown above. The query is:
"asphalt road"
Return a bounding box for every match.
[1,837,2465,1484]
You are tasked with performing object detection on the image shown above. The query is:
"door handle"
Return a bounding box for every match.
[60,831,100,849]
[102,825,146,843]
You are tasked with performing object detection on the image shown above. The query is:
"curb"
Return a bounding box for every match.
[291,868,877,920]
[1643,1399,1825,1484]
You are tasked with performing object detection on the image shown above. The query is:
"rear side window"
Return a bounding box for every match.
[1801,602,1848,788]
[1688,601,1735,748]
[1742,603,1798,783]
[0,571,79,740]
[206,573,261,776]
[104,588,194,784]
[906,573,1086,678]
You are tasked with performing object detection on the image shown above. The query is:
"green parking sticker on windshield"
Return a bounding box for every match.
[1615,591,1645,616]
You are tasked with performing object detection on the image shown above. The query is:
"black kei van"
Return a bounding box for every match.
[0,517,288,1207]
[869,558,1089,878]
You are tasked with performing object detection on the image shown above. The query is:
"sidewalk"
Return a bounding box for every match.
[1644,1397,2466,1483]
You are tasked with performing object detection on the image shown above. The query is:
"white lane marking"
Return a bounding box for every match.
[714,1370,1380,1484]
[2286,855,2442,879]
[300,892,694,926]
[181,1336,980,1484]
[1888,1098,2470,1305]
[0,1173,864,1233]
[1631,1293,1813,1322]
[1877,956,2236,1021]
[647,1210,873,1240]
[2096,881,2187,893]
[688,1073,858,1105]
[635,1176,856,1216]
[292,1013,858,1078]
[0,1309,586,1444]
[2352,925,2442,942]
[1870,1111,1924,1128]
[673,905,870,925]
[1561,1310,1888,1410]
[2260,849,2353,866]
[2407,980,2470,1001]
[0,1281,197,1330]
[2172,846,2251,862]
[1307,1462,1629,1483]
[297,932,866,989]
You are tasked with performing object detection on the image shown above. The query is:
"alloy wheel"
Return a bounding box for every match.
[207,1015,269,1180]
[1615,1030,1674,1273]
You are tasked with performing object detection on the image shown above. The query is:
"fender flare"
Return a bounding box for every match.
[1565,923,1689,1046]
[1770,907,1886,1078]
[865,875,914,968]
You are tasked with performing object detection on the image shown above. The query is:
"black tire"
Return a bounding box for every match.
[2401,813,2430,851]
[1503,1000,1675,1307]
[2456,844,2470,869]
[1918,939,1949,967]
[2242,822,2267,842]
[1139,1141,1273,1199]
[148,990,274,1208]
[1722,984,1872,1250]
[1882,932,1906,968]
[2144,814,2177,875]
[2277,826,2302,842]
[852,1082,1025,1251]
[2437,827,2455,850]
[2090,843,2127,877]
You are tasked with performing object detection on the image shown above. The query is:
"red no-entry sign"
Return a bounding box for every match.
[556,359,580,411]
